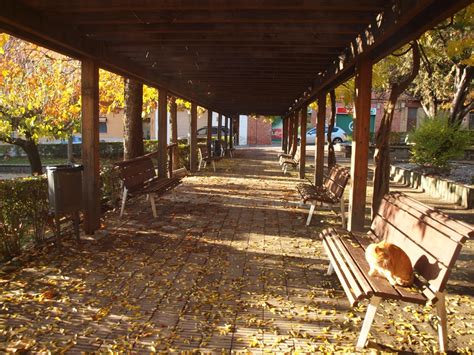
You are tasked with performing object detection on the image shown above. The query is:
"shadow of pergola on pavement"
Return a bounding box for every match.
[1,147,472,352]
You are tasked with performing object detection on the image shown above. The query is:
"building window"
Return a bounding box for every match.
[99,122,107,133]
[469,112,474,130]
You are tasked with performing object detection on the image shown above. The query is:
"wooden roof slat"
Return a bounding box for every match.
[2,0,470,115]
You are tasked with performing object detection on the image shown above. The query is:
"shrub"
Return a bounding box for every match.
[100,165,122,209]
[409,115,470,171]
[0,176,49,260]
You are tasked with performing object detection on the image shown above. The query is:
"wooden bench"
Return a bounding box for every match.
[197,145,221,172]
[320,192,473,351]
[279,146,301,174]
[296,165,350,226]
[115,154,181,218]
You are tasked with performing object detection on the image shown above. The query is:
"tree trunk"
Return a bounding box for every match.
[14,138,43,175]
[327,90,337,168]
[169,97,179,168]
[372,42,420,219]
[449,65,473,127]
[67,135,74,164]
[123,78,144,160]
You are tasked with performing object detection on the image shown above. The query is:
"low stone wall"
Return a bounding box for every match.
[343,144,474,161]
[0,165,42,174]
[390,165,474,208]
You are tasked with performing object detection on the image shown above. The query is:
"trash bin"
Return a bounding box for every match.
[46,164,83,240]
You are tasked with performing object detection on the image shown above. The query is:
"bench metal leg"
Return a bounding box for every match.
[356,296,381,350]
[306,203,316,226]
[436,292,448,352]
[119,188,128,218]
[340,198,346,228]
[149,194,157,218]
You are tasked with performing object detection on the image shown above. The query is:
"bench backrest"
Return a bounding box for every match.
[371,192,473,296]
[115,155,156,193]
[323,165,350,200]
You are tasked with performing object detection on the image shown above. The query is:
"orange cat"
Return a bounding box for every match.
[365,241,414,287]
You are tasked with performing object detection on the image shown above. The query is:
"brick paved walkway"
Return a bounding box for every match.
[1,147,472,352]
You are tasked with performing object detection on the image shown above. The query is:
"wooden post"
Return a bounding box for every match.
[190,102,198,172]
[207,109,212,157]
[281,116,288,153]
[225,115,229,149]
[348,57,372,232]
[170,96,179,169]
[315,93,326,187]
[229,115,234,149]
[291,112,299,155]
[287,115,293,154]
[217,113,222,141]
[81,59,100,234]
[234,115,240,145]
[299,105,307,179]
[157,88,168,178]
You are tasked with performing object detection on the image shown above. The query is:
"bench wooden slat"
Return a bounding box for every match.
[323,229,365,301]
[319,191,472,350]
[322,238,358,307]
[331,232,374,297]
[371,215,456,294]
[381,199,466,254]
[346,232,428,304]
[388,192,474,243]
[376,197,461,267]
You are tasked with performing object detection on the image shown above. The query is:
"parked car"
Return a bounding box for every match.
[179,126,229,140]
[305,126,347,144]
[197,126,229,139]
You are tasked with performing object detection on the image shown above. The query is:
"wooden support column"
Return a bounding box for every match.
[287,115,293,154]
[81,59,100,234]
[315,93,326,187]
[281,116,288,153]
[229,115,234,149]
[190,102,198,172]
[206,109,212,157]
[170,96,179,169]
[224,116,229,147]
[290,112,299,155]
[157,88,168,178]
[348,57,373,232]
[299,105,307,179]
[217,113,222,142]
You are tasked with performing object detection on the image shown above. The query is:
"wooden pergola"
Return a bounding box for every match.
[1,0,469,234]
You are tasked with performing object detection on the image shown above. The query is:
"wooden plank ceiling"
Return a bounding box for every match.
[2,1,469,116]
[11,0,387,115]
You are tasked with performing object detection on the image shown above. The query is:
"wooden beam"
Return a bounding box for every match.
[348,57,372,232]
[315,93,326,187]
[157,88,168,178]
[0,0,215,111]
[291,112,299,156]
[217,113,222,142]
[81,58,100,234]
[190,102,198,173]
[282,117,288,153]
[299,105,307,179]
[207,109,213,157]
[286,0,472,116]
[287,115,293,154]
[30,1,386,12]
[170,96,179,169]
[229,116,234,150]
[224,116,229,148]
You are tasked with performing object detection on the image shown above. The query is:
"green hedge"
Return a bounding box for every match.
[0,176,49,260]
